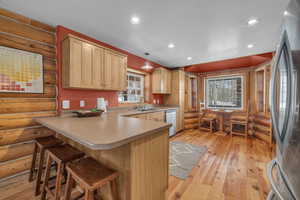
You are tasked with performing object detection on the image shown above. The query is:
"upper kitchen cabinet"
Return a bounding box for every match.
[62,35,127,91]
[152,67,171,94]
[104,49,127,91]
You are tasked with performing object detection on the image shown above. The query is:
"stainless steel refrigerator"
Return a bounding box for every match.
[268,0,300,199]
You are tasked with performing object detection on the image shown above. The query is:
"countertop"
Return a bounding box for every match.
[36,107,176,150]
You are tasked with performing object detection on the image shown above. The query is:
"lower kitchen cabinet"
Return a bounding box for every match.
[130,111,165,122]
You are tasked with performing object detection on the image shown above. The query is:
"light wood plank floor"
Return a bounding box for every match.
[167,130,273,200]
[0,130,273,200]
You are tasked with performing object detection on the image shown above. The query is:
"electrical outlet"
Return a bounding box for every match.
[80,100,85,108]
[62,100,70,109]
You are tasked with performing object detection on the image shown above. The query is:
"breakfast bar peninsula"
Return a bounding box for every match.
[36,110,171,200]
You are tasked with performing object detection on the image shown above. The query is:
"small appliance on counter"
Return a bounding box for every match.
[97,98,107,112]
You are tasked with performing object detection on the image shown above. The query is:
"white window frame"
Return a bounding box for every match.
[119,72,144,103]
[204,75,244,110]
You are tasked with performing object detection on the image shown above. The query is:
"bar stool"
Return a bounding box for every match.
[64,157,120,200]
[28,136,63,196]
[41,144,85,200]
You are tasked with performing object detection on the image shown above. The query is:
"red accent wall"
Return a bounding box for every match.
[56,26,164,113]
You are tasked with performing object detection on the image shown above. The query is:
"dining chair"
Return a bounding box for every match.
[230,104,250,138]
[199,109,218,133]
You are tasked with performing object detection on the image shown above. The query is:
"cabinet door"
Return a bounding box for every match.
[104,50,128,91]
[92,46,105,89]
[81,42,93,88]
[166,70,172,94]
[162,69,171,94]
[104,50,113,90]
[69,38,82,88]
[152,69,162,93]
[148,111,165,122]
[119,56,127,91]
[111,53,121,90]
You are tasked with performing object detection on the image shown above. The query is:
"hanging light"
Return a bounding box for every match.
[141,52,153,70]
[141,61,153,70]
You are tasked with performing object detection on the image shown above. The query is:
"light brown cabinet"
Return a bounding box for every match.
[62,35,127,91]
[152,68,171,94]
[131,111,165,122]
[164,70,185,131]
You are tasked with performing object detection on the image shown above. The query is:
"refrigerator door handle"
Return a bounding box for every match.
[267,190,275,200]
[267,159,296,200]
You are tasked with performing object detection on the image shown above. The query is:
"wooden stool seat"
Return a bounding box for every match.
[47,144,85,163]
[64,157,119,200]
[36,136,63,148]
[28,136,63,196]
[41,144,85,200]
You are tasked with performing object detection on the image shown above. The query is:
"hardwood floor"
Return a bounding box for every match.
[0,130,273,200]
[167,129,273,200]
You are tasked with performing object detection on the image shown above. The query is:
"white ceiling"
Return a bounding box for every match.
[0,0,289,68]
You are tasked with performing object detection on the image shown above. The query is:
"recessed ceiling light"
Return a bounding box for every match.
[131,16,140,24]
[168,43,175,48]
[284,11,289,16]
[248,44,254,48]
[187,57,192,60]
[248,18,259,26]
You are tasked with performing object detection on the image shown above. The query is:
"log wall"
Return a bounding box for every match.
[0,8,57,180]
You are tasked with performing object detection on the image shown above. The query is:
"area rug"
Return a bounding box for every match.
[169,141,207,179]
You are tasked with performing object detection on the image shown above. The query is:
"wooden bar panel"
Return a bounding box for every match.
[0,142,34,162]
[0,111,57,130]
[0,156,32,179]
[57,129,169,200]
[0,32,55,59]
[0,16,55,45]
[0,126,54,146]
[131,130,169,200]
[0,98,56,114]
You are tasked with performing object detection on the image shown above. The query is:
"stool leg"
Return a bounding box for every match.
[110,179,119,200]
[64,172,74,200]
[41,153,52,200]
[28,143,38,182]
[84,189,94,200]
[54,162,64,200]
[35,147,45,196]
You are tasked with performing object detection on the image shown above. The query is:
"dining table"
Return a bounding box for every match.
[209,109,234,134]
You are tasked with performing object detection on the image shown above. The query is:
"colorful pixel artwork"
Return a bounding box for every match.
[0,46,43,93]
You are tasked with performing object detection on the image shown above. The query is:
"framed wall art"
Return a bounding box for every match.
[0,46,43,93]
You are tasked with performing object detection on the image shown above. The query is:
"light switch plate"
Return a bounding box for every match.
[62,100,70,109]
[80,100,85,107]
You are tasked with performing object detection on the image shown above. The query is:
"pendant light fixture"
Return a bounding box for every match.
[141,52,153,70]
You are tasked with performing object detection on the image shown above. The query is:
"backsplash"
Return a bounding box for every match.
[60,90,118,110]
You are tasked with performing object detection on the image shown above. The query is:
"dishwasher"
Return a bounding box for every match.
[166,110,177,137]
